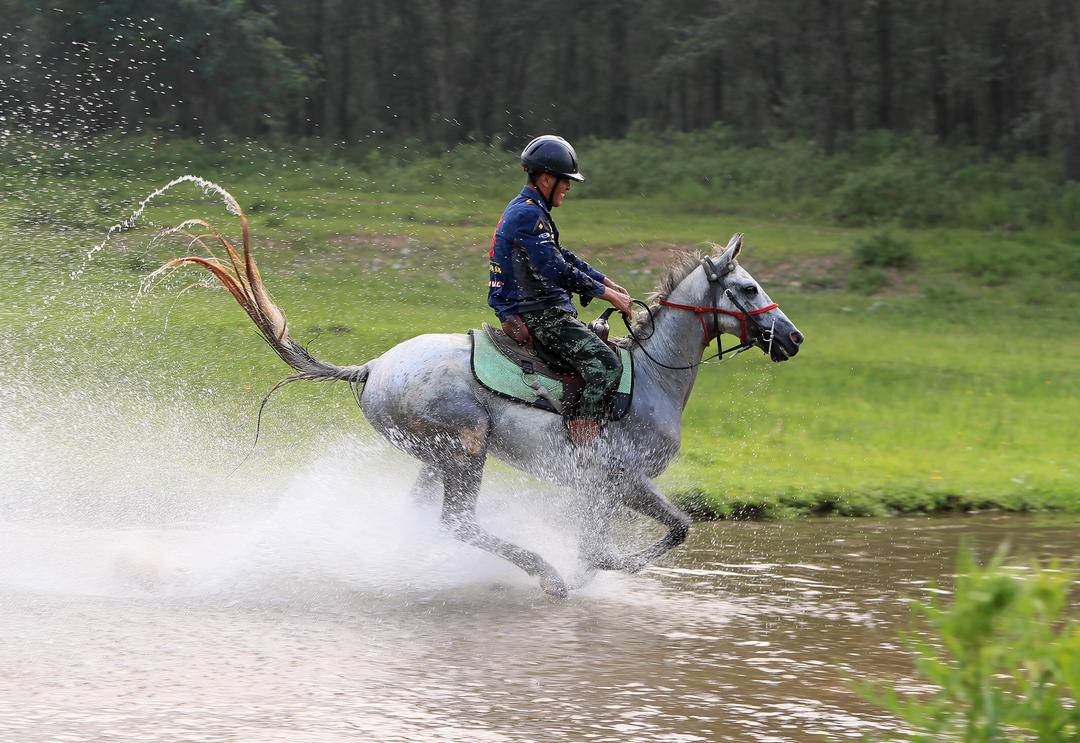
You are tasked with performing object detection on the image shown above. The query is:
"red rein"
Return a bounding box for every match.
[658,298,779,344]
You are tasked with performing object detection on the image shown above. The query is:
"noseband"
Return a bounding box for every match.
[623,256,779,371]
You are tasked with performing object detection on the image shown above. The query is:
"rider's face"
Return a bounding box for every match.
[550,177,572,208]
[534,173,572,208]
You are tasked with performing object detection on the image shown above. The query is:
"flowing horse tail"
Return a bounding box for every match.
[159,209,369,388]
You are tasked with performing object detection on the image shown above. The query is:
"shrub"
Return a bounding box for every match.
[847,268,890,294]
[956,243,1026,286]
[1063,245,1080,283]
[959,193,1026,230]
[829,154,956,226]
[1053,183,1080,231]
[667,179,714,213]
[3,130,1068,230]
[852,231,916,269]
[863,545,1080,741]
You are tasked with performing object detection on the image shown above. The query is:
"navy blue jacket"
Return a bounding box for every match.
[487,186,606,320]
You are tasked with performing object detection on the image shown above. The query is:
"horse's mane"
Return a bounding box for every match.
[613,249,704,346]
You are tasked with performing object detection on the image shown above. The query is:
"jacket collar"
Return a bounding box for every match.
[520,184,552,214]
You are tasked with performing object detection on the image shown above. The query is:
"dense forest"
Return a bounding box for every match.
[2,0,1079,179]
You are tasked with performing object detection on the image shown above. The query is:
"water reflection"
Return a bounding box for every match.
[1,514,1077,742]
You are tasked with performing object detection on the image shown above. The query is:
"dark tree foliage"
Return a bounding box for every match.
[2,0,1078,178]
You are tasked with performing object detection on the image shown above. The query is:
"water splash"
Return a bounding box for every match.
[0,377,586,605]
[11,174,247,369]
[136,217,225,299]
[73,175,242,284]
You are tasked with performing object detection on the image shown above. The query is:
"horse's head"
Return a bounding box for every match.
[665,234,804,362]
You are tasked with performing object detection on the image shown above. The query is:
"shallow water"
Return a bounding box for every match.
[2,486,1078,743]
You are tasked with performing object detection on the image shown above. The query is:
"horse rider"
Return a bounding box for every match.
[487,135,634,445]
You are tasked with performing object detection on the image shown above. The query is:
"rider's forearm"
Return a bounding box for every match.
[560,246,606,285]
[524,239,604,297]
[600,287,632,310]
[603,277,628,294]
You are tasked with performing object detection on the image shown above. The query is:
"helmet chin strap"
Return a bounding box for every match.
[546,176,563,208]
[528,171,561,209]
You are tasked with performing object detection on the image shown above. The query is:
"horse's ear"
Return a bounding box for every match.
[719,233,743,261]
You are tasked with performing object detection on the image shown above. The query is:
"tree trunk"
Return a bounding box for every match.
[930,0,950,142]
[1052,0,1080,180]
[711,50,724,124]
[984,13,1009,154]
[679,73,689,131]
[337,0,358,141]
[608,2,629,137]
[815,0,837,153]
[835,0,856,135]
[876,0,894,129]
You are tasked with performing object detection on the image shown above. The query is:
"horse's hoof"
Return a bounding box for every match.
[585,553,621,571]
[567,566,597,590]
[539,572,568,599]
[588,553,646,574]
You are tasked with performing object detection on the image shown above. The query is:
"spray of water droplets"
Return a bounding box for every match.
[75,175,241,284]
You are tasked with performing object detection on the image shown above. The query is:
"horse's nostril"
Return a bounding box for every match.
[790,331,804,345]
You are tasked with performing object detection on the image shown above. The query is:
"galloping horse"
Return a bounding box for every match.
[163,207,803,597]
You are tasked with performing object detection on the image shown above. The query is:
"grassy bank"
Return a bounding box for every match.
[1,134,1078,518]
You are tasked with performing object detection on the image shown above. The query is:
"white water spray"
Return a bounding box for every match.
[74,175,241,284]
[0,376,590,605]
[15,174,248,362]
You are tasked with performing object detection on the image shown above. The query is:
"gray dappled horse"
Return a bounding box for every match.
[164,213,803,597]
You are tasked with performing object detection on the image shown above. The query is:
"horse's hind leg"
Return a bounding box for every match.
[576,493,620,572]
[438,453,568,598]
[409,464,442,506]
[611,475,691,573]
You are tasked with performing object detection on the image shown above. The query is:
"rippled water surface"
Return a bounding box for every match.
[2,504,1078,743]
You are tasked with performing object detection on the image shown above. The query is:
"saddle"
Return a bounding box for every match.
[469,314,633,420]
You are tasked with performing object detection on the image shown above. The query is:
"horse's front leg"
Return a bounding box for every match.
[611,474,692,573]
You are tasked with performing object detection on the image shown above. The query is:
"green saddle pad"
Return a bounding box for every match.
[469,329,633,419]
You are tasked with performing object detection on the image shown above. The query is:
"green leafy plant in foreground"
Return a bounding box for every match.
[865,546,1080,741]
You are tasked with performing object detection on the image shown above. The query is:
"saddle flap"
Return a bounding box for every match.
[482,323,573,379]
[471,326,634,421]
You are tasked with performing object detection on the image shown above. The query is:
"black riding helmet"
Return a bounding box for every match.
[521,135,584,208]
[520,135,585,183]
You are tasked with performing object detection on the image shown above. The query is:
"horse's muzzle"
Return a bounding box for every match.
[766,326,804,362]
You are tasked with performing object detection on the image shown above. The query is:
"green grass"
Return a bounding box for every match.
[2,135,1078,518]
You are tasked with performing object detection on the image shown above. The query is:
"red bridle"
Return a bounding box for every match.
[658,297,779,344]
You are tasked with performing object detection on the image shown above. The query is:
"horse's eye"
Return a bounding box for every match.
[743,285,758,295]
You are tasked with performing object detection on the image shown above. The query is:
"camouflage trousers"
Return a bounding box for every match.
[520,307,622,422]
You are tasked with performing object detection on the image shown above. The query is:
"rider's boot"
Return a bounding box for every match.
[567,418,601,446]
